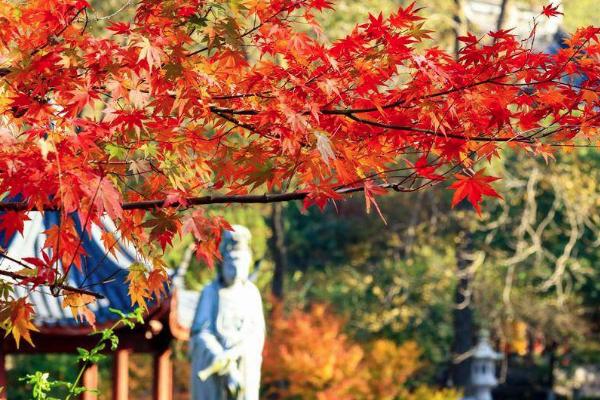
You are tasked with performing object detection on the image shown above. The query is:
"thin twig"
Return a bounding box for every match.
[0,256,104,299]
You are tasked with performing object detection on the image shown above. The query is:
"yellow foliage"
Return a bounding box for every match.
[126,260,169,310]
[404,386,462,400]
[364,339,422,400]
[505,320,528,356]
[127,262,150,309]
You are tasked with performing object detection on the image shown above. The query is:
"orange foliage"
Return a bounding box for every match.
[62,291,96,327]
[263,304,368,399]
[4,298,38,348]
[262,304,423,400]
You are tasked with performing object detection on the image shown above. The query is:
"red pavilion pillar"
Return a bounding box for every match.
[152,347,173,400]
[80,363,98,400]
[0,347,7,400]
[113,349,130,400]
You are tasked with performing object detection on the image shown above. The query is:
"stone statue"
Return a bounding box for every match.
[190,225,265,400]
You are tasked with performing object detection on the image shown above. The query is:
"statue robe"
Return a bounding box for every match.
[190,280,265,400]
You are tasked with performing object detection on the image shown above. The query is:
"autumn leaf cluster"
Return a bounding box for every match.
[0,0,598,344]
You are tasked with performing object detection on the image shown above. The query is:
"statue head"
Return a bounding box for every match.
[218,225,252,287]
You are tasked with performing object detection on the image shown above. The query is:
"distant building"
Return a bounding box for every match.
[465,0,563,50]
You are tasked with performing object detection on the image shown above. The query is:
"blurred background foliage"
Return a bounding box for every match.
[262,303,461,400]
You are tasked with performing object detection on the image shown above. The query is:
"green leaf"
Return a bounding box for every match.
[105,143,127,159]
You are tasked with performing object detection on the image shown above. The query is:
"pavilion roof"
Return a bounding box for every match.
[0,211,157,330]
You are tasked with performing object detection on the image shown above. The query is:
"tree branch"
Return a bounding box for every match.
[0,258,105,299]
[345,114,533,143]
[0,182,414,212]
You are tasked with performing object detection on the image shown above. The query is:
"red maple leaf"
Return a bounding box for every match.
[449,169,502,215]
[410,155,444,181]
[389,2,424,28]
[309,0,334,11]
[106,22,131,35]
[0,211,30,239]
[364,181,388,223]
[541,3,563,18]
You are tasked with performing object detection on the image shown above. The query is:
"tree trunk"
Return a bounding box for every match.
[547,342,558,400]
[496,0,510,32]
[453,0,467,59]
[270,203,288,300]
[450,229,475,388]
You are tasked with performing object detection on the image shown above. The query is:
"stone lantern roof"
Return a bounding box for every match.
[472,329,503,361]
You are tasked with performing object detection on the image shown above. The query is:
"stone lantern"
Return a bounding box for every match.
[463,330,503,400]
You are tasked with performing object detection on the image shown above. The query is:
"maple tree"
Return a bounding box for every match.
[0,0,598,345]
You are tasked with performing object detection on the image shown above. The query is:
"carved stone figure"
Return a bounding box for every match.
[190,225,265,400]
